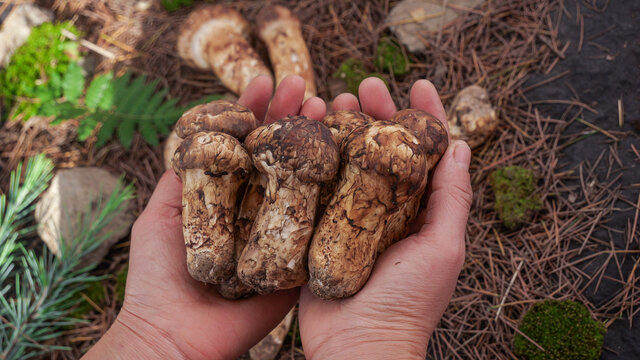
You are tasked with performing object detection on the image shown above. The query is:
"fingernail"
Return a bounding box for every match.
[453,141,471,171]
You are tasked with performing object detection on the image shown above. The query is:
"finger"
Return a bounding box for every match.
[358,77,396,120]
[300,96,326,121]
[331,93,360,111]
[142,170,182,219]
[409,80,449,134]
[415,140,472,251]
[264,75,306,125]
[238,75,274,123]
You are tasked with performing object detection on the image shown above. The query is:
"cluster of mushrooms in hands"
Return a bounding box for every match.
[171,100,448,300]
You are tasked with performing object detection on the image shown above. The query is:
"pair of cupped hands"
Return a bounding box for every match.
[84,75,473,360]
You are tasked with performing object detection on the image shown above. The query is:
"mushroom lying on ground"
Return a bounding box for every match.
[318,110,375,211]
[448,85,497,148]
[173,132,252,284]
[379,109,449,252]
[237,116,339,293]
[178,4,272,95]
[308,121,428,299]
[256,5,316,101]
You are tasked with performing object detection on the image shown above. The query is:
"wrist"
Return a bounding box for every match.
[305,327,430,360]
[82,306,186,360]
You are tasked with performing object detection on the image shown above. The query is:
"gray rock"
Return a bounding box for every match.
[35,167,135,266]
[386,0,485,53]
[0,4,54,67]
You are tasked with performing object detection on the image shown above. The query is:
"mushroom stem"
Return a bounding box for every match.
[217,171,266,299]
[238,175,319,292]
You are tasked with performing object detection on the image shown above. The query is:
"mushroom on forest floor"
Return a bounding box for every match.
[308,121,428,299]
[448,85,498,148]
[237,116,339,293]
[257,5,316,101]
[178,4,272,95]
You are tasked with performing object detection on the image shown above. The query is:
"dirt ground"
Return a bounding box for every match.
[525,0,640,358]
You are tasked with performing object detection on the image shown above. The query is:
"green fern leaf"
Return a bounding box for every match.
[95,113,117,147]
[78,114,101,141]
[117,119,136,149]
[62,62,85,103]
[85,72,114,111]
[138,120,159,146]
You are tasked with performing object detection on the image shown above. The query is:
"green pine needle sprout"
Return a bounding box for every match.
[0,155,135,360]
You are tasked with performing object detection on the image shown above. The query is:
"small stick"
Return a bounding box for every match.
[61,29,115,59]
[495,260,524,320]
[618,98,624,127]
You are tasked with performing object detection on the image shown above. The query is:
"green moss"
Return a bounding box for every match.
[161,0,194,11]
[0,21,80,119]
[490,166,542,229]
[115,264,128,304]
[514,300,606,360]
[333,58,387,95]
[374,38,409,76]
[70,280,105,319]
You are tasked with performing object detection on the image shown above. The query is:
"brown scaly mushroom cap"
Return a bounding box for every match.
[308,121,428,299]
[256,5,316,101]
[245,116,339,188]
[237,116,339,293]
[177,5,272,95]
[175,100,258,140]
[321,110,376,147]
[173,131,252,284]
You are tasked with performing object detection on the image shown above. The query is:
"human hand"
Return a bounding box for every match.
[83,75,324,360]
[298,78,473,359]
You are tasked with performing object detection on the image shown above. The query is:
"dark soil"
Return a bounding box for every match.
[524,0,640,358]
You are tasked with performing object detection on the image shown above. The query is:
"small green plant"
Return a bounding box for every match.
[374,38,409,76]
[161,0,194,11]
[333,58,387,95]
[514,300,606,360]
[490,166,542,229]
[0,21,80,119]
[115,263,128,304]
[0,155,135,360]
[70,280,106,319]
[36,70,216,148]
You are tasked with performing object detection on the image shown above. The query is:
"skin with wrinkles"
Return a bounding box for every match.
[175,100,258,140]
[318,110,375,212]
[217,171,267,299]
[308,121,428,299]
[173,132,251,284]
[379,109,449,253]
[178,5,272,95]
[257,5,316,101]
[237,116,339,293]
[447,85,497,148]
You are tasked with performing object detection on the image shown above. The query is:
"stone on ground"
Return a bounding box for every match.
[0,4,54,67]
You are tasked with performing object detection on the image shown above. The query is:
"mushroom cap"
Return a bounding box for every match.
[321,110,375,147]
[447,85,498,148]
[245,116,339,183]
[343,120,427,197]
[256,5,299,34]
[172,131,251,177]
[390,109,449,166]
[176,100,258,140]
[177,4,250,70]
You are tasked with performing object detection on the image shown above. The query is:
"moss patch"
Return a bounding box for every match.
[0,21,80,119]
[374,37,409,76]
[514,300,606,360]
[70,280,105,319]
[333,58,387,95]
[490,166,542,229]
